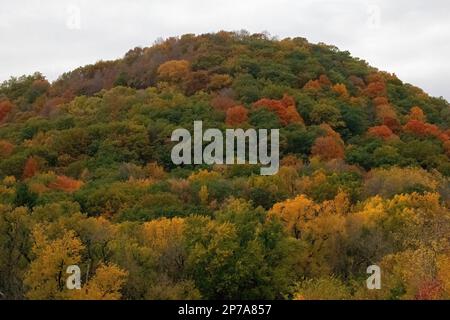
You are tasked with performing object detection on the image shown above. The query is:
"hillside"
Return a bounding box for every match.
[0,31,449,300]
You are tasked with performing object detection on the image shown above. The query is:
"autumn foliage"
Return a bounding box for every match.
[210,93,236,111]
[253,94,304,126]
[225,105,248,126]
[303,79,321,91]
[373,96,389,106]
[0,140,14,157]
[48,175,84,192]
[374,103,398,127]
[157,59,190,83]
[22,157,39,179]
[0,99,13,122]
[1,32,450,301]
[310,124,345,160]
[409,106,426,122]
[368,125,396,140]
[332,83,349,98]
[365,81,386,98]
[311,136,344,160]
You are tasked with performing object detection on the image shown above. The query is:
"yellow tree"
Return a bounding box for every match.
[24,227,85,299]
[437,255,450,297]
[141,217,186,277]
[139,217,204,299]
[270,193,348,275]
[379,247,442,300]
[67,263,128,300]
[157,60,190,84]
[332,83,349,99]
[269,195,317,239]
[409,106,426,122]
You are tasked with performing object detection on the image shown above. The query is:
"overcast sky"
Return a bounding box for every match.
[1,0,449,100]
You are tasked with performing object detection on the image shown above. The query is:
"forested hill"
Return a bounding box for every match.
[0,31,449,300]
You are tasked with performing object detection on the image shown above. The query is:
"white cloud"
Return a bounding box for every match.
[0,0,448,100]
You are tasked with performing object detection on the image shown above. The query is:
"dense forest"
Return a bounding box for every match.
[0,31,449,300]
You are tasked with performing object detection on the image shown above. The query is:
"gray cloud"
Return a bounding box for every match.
[0,0,449,100]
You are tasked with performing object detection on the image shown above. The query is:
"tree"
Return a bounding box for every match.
[22,157,39,179]
[332,83,349,99]
[373,97,389,106]
[67,263,128,300]
[311,136,344,160]
[210,92,236,111]
[253,94,303,126]
[48,175,84,193]
[208,74,232,90]
[0,140,14,158]
[157,60,190,83]
[379,247,445,299]
[0,206,31,299]
[225,105,248,126]
[210,198,295,299]
[409,106,426,122]
[375,104,398,129]
[24,227,85,299]
[365,81,386,98]
[372,145,401,167]
[14,183,37,208]
[0,99,13,122]
[367,125,396,140]
[269,194,317,239]
[404,120,427,136]
[310,103,343,128]
[363,167,439,198]
[318,75,331,87]
[141,217,186,278]
[303,79,321,91]
[270,193,347,276]
[184,215,240,298]
[404,118,446,142]
[437,255,450,297]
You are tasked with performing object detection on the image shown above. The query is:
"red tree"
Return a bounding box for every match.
[365,81,386,98]
[254,94,303,126]
[368,125,396,140]
[404,120,427,136]
[0,100,13,122]
[311,136,344,160]
[225,105,248,126]
[23,157,39,179]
